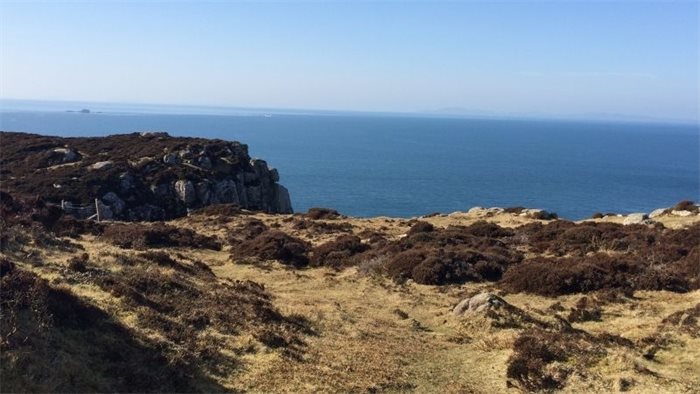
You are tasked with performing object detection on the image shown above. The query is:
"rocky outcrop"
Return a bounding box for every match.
[0,131,294,220]
[623,213,650,225]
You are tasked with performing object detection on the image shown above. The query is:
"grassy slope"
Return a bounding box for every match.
[2,209,700,393]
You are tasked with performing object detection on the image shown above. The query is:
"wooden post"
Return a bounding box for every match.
[94,199,101,222]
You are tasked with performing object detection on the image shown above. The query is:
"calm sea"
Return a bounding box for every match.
[1,101,698,219]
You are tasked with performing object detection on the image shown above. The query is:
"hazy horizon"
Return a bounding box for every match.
[1,1,698,123]
[1,97,698,126]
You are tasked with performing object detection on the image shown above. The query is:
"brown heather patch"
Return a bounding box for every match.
[309,235,369,268]
[305,207,342,220]
[230,230,310,267]
[102,222,222,251]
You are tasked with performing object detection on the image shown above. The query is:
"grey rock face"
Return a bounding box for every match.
[197,156,212,169]
[196,181,213,205]
[163,153,180,165]
[214,180,239,204]
[102,192,126,216]
[96,201,114,220]
[67,134,293,219]
[119,172,135,192]
[52,147,80,164]
[174,180,197,206]
[274,184,293,213]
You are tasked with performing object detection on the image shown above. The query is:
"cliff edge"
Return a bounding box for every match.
[0,131,293,220]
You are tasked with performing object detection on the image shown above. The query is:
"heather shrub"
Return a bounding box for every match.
[190,203,243,217]
[306,207,341,220]
[67,253,90,272]
[528,210,558,220]
[501,257,611,296]
[670,200,698,213]
[463,221,514,238]
[506,329,572,391]
[567,297,602,323]
[406,221,434,235]
[102,223,222,250]
[309,235,369,268]
[231,231,310,267]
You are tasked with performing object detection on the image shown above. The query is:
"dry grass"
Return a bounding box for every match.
[3,206,700,393]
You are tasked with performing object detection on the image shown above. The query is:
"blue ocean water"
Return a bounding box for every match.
[1,102,698,219]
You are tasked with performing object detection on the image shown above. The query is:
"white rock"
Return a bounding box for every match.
[623,213,649,225]
[89,161,113,170]
[649,208,666,218]
[453,293,506,315]
[174,180,196,206]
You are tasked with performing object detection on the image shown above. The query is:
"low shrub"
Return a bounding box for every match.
[190,203,244,217]
[67,253,90,272]
[309,235,369,268]
[230,231,310,267]
[406,221,434,235]
[670,200,698,213]
[306,207,341,220]
[504,206,526,214]
[567,297,602,323]
[528,210,558,220]
[102,223,222,250]
[506,329,575,391]
[501,253,691,296]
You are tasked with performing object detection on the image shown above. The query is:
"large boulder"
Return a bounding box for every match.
[102,192,126,216]
[51,147,80,164]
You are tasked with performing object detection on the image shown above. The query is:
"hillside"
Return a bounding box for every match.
[1,187,699,392]
[0,131,292,220]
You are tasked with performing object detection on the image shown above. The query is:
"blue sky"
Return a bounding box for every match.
[1,1,698,122]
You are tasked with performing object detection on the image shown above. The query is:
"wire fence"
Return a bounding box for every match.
[60,199,101,221]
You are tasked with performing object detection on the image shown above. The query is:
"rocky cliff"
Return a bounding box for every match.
[0,131,293,220]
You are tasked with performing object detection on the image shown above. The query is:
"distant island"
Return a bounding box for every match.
[66,108,92,113]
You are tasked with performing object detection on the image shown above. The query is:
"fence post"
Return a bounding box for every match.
[94,199,101,222]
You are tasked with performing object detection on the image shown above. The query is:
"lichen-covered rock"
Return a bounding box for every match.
[174,180,196,206]
[453,293,507,315]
